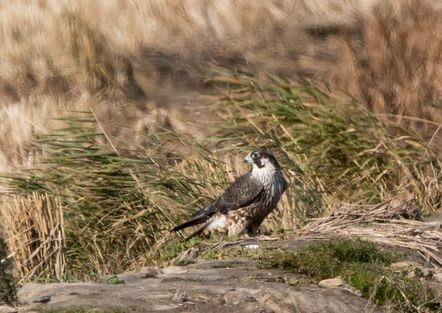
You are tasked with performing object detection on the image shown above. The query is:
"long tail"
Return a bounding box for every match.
[170,214,209,232]
[183,220,212,241]
[171,203,217,233]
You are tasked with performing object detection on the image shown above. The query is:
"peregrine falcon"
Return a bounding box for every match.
[171,150,288,238]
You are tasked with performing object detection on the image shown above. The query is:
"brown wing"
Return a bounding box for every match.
[216,173,263,213]
[171,173,263,232]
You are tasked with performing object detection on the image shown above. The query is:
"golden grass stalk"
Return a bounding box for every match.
[0,193,65,282]
[302,197,442,267]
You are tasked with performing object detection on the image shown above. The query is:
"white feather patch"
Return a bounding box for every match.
[207,214,227,231]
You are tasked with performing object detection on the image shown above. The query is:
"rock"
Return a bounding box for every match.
[33,295,51,303]
[140,272,157,279]
[139,267,160,278]
[160,265,188,275]
[318,277,363,297]
[17,260,382,313]
[421,268,433,278]
[0,306,17,313]
[105,275,125,285]
[390,261,419,272]
[434,273,442,282]
[318,277,345,288]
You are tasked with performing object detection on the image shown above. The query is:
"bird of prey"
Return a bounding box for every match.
[171,150,288,238]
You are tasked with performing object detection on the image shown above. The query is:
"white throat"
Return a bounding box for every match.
[251,163,276,183]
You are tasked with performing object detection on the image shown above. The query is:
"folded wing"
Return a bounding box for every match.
[171,173,263,232]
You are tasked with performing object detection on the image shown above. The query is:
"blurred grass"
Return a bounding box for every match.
[0,72,440,282]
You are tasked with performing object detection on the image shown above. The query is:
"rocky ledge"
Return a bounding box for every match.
[15,259,380,313]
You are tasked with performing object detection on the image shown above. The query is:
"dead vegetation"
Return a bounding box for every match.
[0,193,65,282]
[0,77,439,283]
[214,72,441,216]
[0,0,440,170]
[0,3,440,312]
[303,198,442,267]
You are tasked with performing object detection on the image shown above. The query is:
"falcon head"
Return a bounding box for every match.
[244,150,281,170]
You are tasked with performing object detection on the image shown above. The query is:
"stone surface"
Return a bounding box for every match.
[318,277,345,288]
[390,261,419,272]
[421,268,433,277]
[18,260,381,313]
[0,306,17,313]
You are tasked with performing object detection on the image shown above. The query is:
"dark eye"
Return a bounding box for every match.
[252,152,259,159]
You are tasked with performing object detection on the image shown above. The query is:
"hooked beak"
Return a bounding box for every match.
[244,154,253,164]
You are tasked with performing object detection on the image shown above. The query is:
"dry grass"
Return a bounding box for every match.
[0,193,65,282]
[213,72,441,215]
[0,0,440,171]
[321,0,442,137]
[303,197,442,267]
[0,0,440,286]
[1,77,439,281]
[0,113,250,279]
